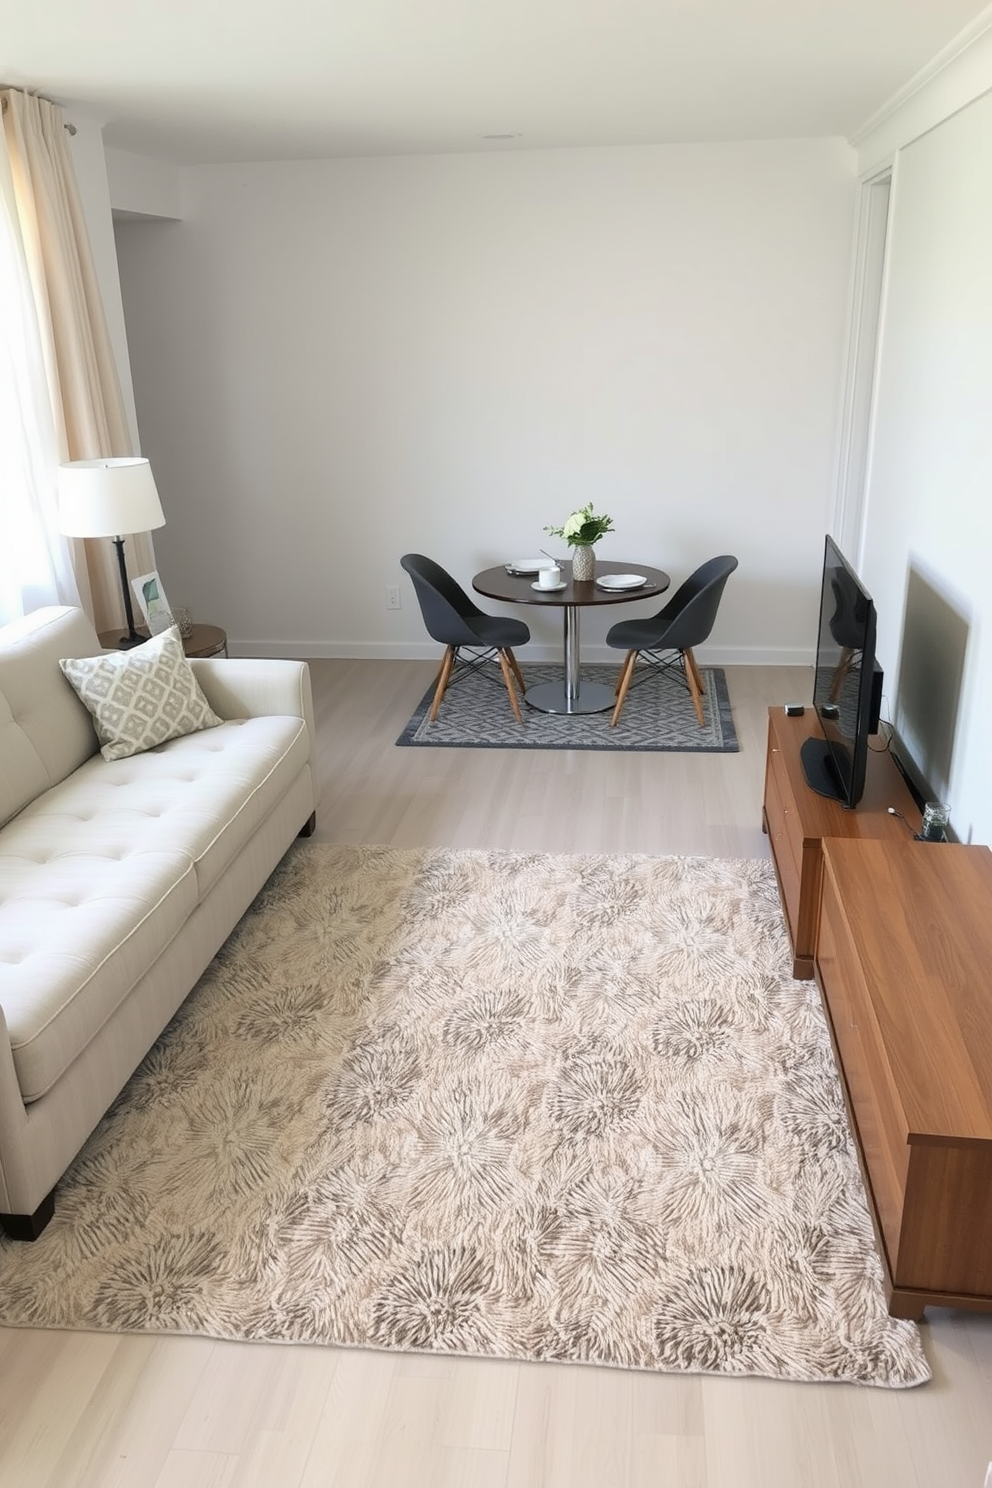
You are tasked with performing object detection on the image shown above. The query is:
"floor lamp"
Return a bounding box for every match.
[58,458,166,648]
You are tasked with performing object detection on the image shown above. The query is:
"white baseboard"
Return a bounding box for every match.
[230,639,814,668]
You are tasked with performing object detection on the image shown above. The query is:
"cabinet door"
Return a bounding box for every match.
[816,867,910,1275]
[764,745,801,940]
[897,1142,992,1295]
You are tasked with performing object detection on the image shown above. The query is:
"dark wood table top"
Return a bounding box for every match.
[99,623,227,658]
[473,560,670,608]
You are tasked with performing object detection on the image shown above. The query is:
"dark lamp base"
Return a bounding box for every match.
[110,535,147,653]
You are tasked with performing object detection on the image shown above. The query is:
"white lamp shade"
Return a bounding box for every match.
[57,458,166,538]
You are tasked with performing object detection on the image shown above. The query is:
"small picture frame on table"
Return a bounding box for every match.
[132,569,173,635]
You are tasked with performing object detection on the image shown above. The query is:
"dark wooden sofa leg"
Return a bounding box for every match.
[298,811,317,838]
[1,1186,56,1241]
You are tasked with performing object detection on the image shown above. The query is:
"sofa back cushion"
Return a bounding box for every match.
[0,606,102,829]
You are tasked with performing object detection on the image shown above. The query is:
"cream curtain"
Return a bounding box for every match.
[0,127,78,621]
[1,88,154,632]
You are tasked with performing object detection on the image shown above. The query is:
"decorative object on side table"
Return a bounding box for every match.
[57,457,167,649]
[131,568,173,634]
[545,502,614,583]
[171,606,195,640]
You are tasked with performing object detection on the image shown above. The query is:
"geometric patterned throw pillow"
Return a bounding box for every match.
[59,625,223,762]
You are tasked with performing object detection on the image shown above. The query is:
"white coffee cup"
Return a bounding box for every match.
[538,564,561,589]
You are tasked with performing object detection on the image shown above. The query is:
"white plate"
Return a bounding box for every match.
[506,558,553,575]
[531,580,566,592]
[596,573,647,590]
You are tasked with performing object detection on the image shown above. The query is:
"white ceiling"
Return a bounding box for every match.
[2,0,990,164]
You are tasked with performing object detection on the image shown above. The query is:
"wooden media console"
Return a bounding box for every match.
[762,708,919,978]
[762,709,992,1317]
[816,838,992,1318]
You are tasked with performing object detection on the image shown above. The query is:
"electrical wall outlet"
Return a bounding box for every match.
[386,585,401,610]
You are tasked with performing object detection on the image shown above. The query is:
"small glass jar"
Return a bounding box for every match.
[920,801,951,842]
[172,606,195,639]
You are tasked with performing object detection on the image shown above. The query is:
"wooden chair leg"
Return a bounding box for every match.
[610,651,638,727]
[505,647,526,695]
[429,646,456,722]
[683,648,706,726]
[685,646,705,698]
[498,649,524,722]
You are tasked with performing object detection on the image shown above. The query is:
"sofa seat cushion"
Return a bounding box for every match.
[20,714,311,902]
[0,843,197,1102]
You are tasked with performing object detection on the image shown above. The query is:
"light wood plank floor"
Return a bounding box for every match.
[2,661,990,1488]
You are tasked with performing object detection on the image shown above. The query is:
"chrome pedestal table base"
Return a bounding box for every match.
[524,606,614,714]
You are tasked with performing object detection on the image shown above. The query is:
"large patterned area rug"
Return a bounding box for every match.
[397,663,738,751]
[0,845,929,1388]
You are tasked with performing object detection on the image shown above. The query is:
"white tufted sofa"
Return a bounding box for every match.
[0,605,317,1239]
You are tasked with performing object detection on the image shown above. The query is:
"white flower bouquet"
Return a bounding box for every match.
[544,503,615,548]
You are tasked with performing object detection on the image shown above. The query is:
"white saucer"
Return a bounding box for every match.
[507,558,552,575]
[596,573,647,590]
[532,580,566,592]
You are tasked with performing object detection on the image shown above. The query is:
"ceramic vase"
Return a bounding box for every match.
[571,544,595,582]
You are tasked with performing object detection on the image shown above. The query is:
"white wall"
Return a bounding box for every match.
[105,147,182,221]
[855,87,992,844]
[113,140,855,661]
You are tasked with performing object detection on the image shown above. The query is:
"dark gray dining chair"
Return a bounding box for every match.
[606,555,738,727]
[400,553,530,723]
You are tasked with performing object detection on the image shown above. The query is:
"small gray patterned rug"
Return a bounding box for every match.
[0,845,928,1387]
[397,663,738,751]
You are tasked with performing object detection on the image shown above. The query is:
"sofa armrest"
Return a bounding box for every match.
[189,658,316,747]
[0,1004,30,1215]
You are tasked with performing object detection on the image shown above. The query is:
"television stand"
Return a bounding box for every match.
[762,709,920,977]
[816,838,992,1318]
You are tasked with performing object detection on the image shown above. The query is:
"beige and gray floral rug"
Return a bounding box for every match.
[0,845,930,1387]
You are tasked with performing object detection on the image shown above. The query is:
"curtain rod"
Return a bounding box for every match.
[0,94,78,133]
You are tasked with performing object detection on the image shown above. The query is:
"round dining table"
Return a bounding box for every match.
[473,559,671,714]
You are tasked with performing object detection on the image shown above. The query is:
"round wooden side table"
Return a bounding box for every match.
[181,624,228,658]
[98,623,228,658]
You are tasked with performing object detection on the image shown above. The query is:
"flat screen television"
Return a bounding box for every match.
[801,535,883,809]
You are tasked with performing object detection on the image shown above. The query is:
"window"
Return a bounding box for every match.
[0,171,78,623]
